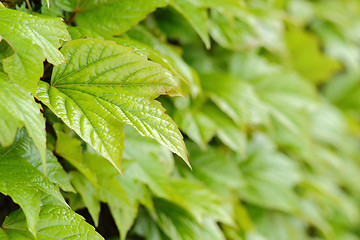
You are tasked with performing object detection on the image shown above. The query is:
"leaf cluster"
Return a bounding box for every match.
[1,0,360,240]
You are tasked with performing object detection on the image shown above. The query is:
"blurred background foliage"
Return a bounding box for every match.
[4,0,360,239]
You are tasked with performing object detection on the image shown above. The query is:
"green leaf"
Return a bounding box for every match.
[179,142,243,197]
[0,133,66,237]
[56,0,170,36]
[152,198,202,240]
[200,72,267,126]
[171,0,210,48]
[5,128,74,193]
[0,8,69,93]
[36,38,189,172]
[0,73,47,172]
[69,171,100,226]
[285,30,342,84]
[171,180,233,225]
[126,26,201,97]
[54,125,98,185]
[1,201,103,239]
[82,152,135,240]
[239,135,300,212]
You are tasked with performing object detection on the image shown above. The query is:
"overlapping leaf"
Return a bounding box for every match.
[36,38,189,173]
[171,0,210,48]
[1,201,103,239]
[54,0,170,36]
[0,131,66,237]
[0,73,46,170]
[0,5,69,93]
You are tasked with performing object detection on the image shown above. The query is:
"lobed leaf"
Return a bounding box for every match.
[0,132,66,237]
[0,72,47,172]
[171,0,210,49]
[36,38,189,173]
[0,7,69,93]
[1,201,103,239]
[55,0,171,36]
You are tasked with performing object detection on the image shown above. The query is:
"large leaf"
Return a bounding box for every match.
[0,72,46,173]
[55,0,170,36]
[1,200,103,239]
[0,132,66,237]
[0,6,69,93]
[36,38,189,173]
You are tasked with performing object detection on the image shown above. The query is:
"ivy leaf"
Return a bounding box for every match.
[5,128,74,193]
[171,0,210,49]
[0,72,46,172]
[36,38,189,173]
[286,30,342,84]
[239,135,301,212]
[54,125,98,186]
[55,0,170,36]
[0,133,66,237]
[0,7,69,93]
[70,171,100,226]
[1,201,103,239]
[201,72,267,126]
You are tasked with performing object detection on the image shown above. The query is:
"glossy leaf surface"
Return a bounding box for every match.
[0,7,69,93]
[36,38,189,172]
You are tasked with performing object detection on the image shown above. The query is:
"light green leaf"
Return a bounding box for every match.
[36,38,189,172]
[179,142,243,197]
[171,180,233,226]
[0,133,66,237]
[285,30,342,84]
[201,72,267,126]
[82,152,135,239]
[54,126,98,185]
[171,0,210,48]
[56,0,170,36]
[1,202,103,239]
[239,135,300,212]
[202,102,247,155]
[69,171,100,226]
[0,73,46,173]
[191,0,243,9]
[0,8,69,93]
[126,26,201,97]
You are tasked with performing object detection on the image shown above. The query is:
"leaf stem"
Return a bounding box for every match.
[66,11,78,26]
[25,0,32,11]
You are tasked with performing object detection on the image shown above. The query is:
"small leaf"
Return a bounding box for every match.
[0,72,47,173]
[0,8,69,93]
[36,38,189,172]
